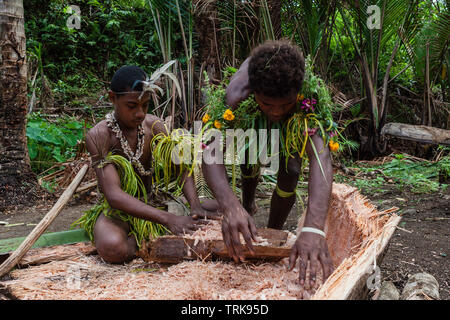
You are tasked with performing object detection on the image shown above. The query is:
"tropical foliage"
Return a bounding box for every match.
[26,113,90,173]
[336,150,449,194]
[20,0,449,190]
[24,0,162,111]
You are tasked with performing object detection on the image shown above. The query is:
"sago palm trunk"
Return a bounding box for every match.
[0,0,37,210]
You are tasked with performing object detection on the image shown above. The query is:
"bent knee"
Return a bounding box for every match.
[95,234,132,264]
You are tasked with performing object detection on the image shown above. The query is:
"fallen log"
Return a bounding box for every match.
[0,164,88,278]
[381,122,450,146]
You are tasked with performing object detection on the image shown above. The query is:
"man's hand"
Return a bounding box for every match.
[288,232,334,288]
[221,205,259,262]
[166,215,207,235]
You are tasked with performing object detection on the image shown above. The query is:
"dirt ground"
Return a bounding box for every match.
[0,179,448,300]
[369,187,449,300]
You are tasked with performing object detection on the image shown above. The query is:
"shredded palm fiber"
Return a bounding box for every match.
[3,255,318,300]
[0,183,398,300]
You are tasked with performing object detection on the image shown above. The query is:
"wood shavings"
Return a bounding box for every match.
[0,183,399,300]
[2,255,309,300]
[184,219,296,247]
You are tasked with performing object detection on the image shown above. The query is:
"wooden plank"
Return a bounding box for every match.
[145,236,211,263]
[211,241,292,261]
[142,228,292,263]
[18,242,96,267]
[256,228,288,246]
[381,122,450,146]
[0,229,90,254]
[211,228,290,260]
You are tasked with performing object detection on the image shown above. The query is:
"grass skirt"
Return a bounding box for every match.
[72,154,168,248]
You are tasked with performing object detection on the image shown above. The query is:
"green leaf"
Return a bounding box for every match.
[26,126,42,141]
[65,121,83,130]
[106,20,120,29]
[52,147,65,163]
[60,132,80,147]
[28,141,38,160]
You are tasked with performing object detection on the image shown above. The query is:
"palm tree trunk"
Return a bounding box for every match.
[0,0,37,209]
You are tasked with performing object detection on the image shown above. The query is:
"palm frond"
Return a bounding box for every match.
[407,8,450,85]
[428,11,450,81]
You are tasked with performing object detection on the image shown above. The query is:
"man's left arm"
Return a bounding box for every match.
[288,134,335,287]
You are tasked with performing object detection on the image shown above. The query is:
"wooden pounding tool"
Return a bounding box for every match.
[138,228,292,263]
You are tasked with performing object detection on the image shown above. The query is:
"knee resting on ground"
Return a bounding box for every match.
[97,235,132,264]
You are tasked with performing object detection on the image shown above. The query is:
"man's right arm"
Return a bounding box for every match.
[202,57,258,261]
[201,155,258,262]
[225,57,252,109]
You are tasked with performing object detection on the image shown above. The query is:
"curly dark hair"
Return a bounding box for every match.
[248,40,305,98]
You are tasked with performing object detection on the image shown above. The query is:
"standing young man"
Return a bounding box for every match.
[202,40,335,286]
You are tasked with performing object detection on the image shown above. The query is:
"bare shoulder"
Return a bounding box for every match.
[86,120,110,143]
[144,114,168,136]
[85,120,112,160]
